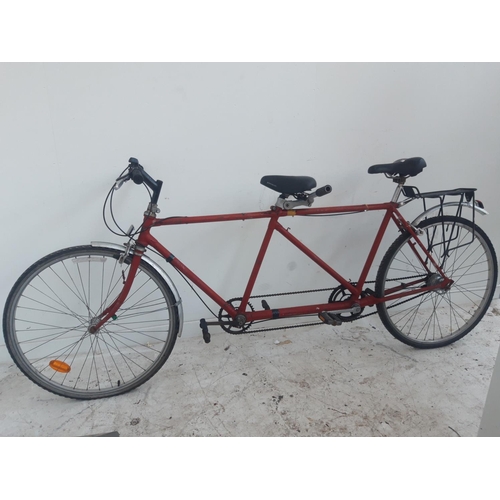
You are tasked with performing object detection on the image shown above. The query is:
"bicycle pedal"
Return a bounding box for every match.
[318,312,342,326]
[199,318,211,343]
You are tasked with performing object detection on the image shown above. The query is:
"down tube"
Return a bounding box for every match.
[143,233,238,316]
[273,223,359,296]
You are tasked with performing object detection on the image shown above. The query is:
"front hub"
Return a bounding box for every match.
[88,317,101,334]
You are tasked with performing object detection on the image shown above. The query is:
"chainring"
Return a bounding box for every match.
[218,297,255,334]
[327,285,365,322]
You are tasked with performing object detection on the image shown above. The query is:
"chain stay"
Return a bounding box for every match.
[229,274,426,335]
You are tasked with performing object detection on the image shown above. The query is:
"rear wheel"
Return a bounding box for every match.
[376,216,498,348]
[3,245,180,399]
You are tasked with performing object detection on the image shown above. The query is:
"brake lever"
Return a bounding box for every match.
[114,173,130,191]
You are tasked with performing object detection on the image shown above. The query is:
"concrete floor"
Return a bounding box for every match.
[1,299,500,437]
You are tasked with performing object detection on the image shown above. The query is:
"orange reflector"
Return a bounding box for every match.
[49,360,71,373]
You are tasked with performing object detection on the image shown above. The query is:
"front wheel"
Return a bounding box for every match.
[375,216,498,348]
[3,245,180,399]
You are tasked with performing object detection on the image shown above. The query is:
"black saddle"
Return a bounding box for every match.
[260,175,317,195]
[368,157,426,177]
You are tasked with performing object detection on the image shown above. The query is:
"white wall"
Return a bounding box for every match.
[1,63,500,363]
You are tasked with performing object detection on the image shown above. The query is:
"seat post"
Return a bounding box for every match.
[391,176,407,203]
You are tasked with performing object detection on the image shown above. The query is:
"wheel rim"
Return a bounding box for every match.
[379,219,496,345]
[6,247,177,398]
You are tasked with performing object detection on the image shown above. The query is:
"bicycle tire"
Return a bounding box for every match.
[3,245,180,399]
[375,216,498,348]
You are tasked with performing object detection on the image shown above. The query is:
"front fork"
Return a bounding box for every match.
[88,245,145,333]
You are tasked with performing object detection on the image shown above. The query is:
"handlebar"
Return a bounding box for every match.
[114,158,163,205]
[315,185,332,197]
[306,184,332,205]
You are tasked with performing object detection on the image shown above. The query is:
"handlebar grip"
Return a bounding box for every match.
[129,166,144,185]
[315,185,332,197]
[128,158,144,185]
[126,158,162,203]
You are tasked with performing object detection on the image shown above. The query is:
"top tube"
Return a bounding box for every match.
[150,202,397,228]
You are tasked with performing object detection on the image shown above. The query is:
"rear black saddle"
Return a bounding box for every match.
[368,157,426,177]
[260,175,317,195]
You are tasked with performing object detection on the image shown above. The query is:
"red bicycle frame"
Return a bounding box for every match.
[101,202,451,328]
[92,200,451,332]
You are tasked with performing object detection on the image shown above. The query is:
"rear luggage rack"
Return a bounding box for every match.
[401,186,484,258]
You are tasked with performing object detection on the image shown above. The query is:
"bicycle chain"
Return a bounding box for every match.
[230,274,426,335]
